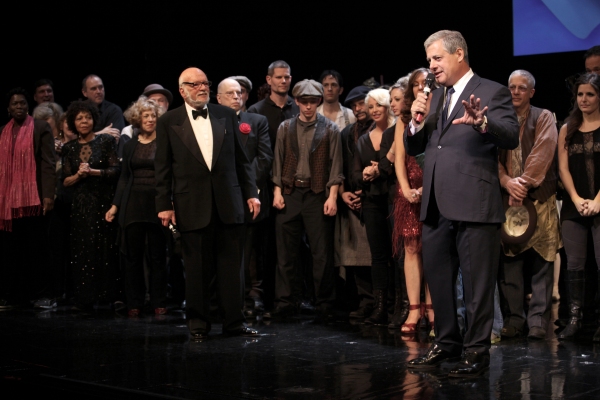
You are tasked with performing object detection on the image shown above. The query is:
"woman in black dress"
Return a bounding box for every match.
[557,73,600,340]
[62,101,120,311]
[353,88,396,325]
[106,97,167,317]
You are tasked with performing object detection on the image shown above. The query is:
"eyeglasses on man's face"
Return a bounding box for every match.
[181,81,212,89]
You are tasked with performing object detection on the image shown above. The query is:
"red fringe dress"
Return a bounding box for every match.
[392,153,423,256]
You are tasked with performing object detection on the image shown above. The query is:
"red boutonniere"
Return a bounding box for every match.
[239,122,252,135]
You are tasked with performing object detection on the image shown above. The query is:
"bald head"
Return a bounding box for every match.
[178,67,210,109]
[217,78,242,112]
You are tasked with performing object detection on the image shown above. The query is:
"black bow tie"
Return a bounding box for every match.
[192,108,208,120]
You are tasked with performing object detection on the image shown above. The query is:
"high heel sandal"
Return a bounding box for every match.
[424,304,435,337]
[401,304,421,334]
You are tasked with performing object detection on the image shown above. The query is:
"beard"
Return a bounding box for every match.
[183,87,208,109]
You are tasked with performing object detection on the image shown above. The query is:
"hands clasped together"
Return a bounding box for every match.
[573,196,600,217]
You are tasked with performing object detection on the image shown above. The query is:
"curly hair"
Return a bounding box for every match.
[564,73,600,148]
[6,87,29,106]
[123,96,165,129]
[65,100,99,134]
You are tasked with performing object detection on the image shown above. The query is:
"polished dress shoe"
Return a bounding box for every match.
[448,351,489,378]
[527,326,546,340]
[407,343,462,370]
[224,326,259,337]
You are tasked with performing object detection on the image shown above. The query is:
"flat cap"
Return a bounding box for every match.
[142,84,173,104]
[229,76,252,91]
[292,79,323,98]
[344,85,371,106]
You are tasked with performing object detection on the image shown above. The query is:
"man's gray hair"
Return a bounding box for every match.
[424,30,469,64]
[509,69,536,88]
[267,60,291,76]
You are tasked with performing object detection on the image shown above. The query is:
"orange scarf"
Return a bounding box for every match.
[0,115,41,231]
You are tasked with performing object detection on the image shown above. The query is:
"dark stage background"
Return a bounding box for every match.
[1,1,591,126]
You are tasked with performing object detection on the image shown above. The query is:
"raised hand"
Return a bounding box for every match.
[453,94,488,126]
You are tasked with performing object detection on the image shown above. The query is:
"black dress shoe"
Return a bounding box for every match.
[225,326,259,337]
[448,351,489,378]
[407,343,462,370]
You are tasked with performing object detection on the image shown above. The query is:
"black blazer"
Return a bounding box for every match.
[405,74,519,223]
[154,103,258,232]
[112,138,151,227]
[238,111,273,223]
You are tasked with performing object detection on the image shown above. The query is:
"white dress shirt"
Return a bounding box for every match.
[409,68,476,135]
[185,102,213,170]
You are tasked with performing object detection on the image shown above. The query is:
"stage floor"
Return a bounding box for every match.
[1,303,600,399]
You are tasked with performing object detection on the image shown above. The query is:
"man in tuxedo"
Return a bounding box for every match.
[405,30,519,377]
[217,78,273,316]
[155,67,261,341]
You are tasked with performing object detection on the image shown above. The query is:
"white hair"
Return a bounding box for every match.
[365,88,396,127]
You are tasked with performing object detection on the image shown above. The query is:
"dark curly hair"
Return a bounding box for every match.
[564,73,600,148]
[65,100,100,134]
[6,87,29,107]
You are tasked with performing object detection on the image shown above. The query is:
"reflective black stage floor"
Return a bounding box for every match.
[2,303,600,399]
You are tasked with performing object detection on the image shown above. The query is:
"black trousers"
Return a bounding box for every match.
[0,215,48,303]
[362,195,392,290]
[500,248,553,331]
[422,212,500,355]
[181,211,246,333]
[274,188,335,309]
[562,219,600,272]
[123,222,167,310]
[243,219,266,304]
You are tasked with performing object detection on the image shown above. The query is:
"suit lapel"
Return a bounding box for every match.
[239,113,250,147]
[171,107,208,169]
[439,74,482,140]
[210,115,225,169]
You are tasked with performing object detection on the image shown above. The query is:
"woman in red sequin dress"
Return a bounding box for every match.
[392,68,435,334]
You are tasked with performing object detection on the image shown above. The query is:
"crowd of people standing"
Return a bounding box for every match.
[1,29,600,378]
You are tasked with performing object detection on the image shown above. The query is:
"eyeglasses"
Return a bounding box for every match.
[181,81,212,89]
[219,91,242,97]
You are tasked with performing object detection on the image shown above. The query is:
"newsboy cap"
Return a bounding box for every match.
[229,76,253,92]
[142,84,173,104]
[292,79,323,98]
[344,85,371,106]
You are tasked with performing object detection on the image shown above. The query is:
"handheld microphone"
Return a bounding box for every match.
[414,73,436,123]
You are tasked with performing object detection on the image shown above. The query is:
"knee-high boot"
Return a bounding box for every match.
[558,270,585,340]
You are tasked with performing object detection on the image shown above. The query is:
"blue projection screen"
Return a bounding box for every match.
[513,0,600,56]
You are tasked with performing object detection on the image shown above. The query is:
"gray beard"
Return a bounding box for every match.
[186,97,207,109]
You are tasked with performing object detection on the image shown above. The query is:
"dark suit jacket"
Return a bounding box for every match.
[238,112,273,223]
[405,73,519,223]
[155,103,258,232]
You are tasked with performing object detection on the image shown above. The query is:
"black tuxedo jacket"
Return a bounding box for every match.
[155,103,258,232]
[405,74,519,224]
[238,111,273,223]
